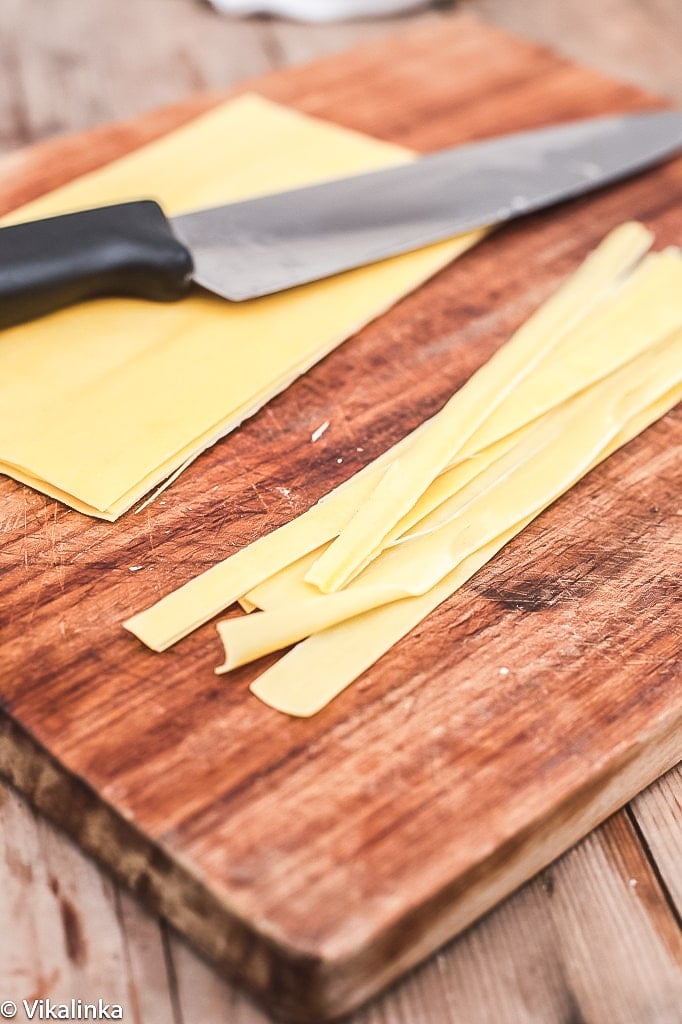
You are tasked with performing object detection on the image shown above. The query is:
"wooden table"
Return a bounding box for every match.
[1,2,680,1021]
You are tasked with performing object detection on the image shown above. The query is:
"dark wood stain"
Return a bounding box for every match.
[25,969,61,1005]
[59,897,86,966]
[540,869,555,898]
[560,991,587,1024]
[0,15,680,1023]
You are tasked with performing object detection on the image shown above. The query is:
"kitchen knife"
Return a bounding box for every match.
[1,111,681,330]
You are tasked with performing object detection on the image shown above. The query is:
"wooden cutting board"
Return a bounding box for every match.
[1,16,680,1023]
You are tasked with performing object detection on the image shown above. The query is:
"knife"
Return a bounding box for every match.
[1,111,681,330]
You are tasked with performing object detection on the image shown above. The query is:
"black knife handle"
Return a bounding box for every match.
[0,200,194,330]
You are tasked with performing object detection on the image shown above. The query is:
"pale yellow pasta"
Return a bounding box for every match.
[249,378,682,717]
[0,94,483,518]
[217,329,682,673]
[307,235,680,592]
[125,224,657,648]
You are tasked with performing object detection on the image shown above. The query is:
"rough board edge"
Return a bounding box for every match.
[1,707,679,1021]
[0,713,324,1021]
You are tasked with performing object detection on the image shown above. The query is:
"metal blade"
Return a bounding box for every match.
[172,111,682,301]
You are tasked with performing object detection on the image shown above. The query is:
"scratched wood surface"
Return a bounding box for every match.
[0,3,681,1023]
[2,771,681,1023]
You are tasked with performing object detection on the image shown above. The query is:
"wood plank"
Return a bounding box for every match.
[0,0,449,157]
[0,781,175,1020]
[540,813,682,1023]
[0,15,680,1022]
[631,765,682,917]
[0,0,272,154]
[113,896,181,1024]
[263,11,444,67]
[460,0,682,103]
[170,932,270,1024]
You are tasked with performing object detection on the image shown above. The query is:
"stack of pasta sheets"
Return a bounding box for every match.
[126,223,682,716]
[0,95,482,520]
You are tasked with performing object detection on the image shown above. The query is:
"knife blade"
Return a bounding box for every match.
[1,111,681,329]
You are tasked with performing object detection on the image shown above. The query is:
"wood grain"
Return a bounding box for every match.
[631,764,682,917]
[0,0,447,156]
[0,14,680,1023]
[2,0,679,158]
[460,0,682,103]
[3,778,681,1024]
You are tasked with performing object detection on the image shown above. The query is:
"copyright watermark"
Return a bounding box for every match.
[0,1002,123,1021]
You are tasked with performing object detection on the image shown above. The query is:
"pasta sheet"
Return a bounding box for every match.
[0,95,482,519]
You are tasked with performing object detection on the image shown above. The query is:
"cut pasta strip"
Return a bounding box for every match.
[216,329,682,671]
[125,224,657,649]
[248,375,682,716]
[123,421,431,649]
[306,223,662,591]
[240,432,525,610]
